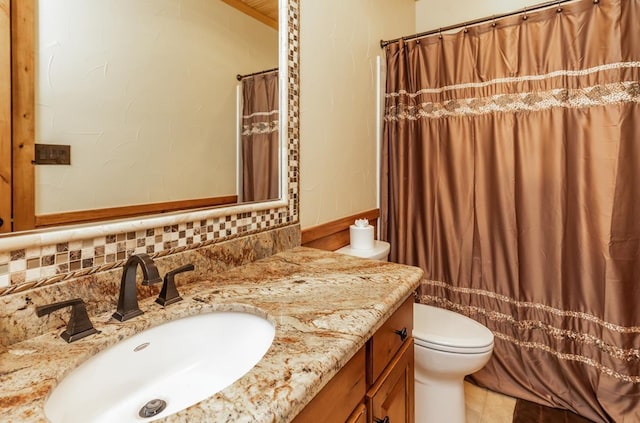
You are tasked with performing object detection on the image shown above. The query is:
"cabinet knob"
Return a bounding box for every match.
[394,327,408,341]
[374,417,390,423]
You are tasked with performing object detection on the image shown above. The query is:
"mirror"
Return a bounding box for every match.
[0,0,297,245]
[36,0,279,214]
[9,0,284,231]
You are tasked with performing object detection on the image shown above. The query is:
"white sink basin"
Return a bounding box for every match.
[44,310,275,423]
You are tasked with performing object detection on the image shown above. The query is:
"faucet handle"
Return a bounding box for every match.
[36,298,99,343]
[156,264,195,306]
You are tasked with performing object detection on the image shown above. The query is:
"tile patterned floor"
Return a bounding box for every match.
[465,381,517,423]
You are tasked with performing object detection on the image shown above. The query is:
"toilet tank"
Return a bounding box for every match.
[335,240,391,261]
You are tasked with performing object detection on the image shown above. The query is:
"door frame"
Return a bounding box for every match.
[0,0,13,233]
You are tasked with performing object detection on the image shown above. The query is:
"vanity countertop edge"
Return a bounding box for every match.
[0,246,424,422]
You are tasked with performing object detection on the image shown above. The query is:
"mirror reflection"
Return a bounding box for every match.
[33,0,279,225]
[238,69,280,202]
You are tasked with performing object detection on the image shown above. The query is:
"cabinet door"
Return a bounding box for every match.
[346,403,367,423]
[366,339,414,423]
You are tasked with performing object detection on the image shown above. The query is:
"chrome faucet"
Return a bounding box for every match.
[112,253,162,322]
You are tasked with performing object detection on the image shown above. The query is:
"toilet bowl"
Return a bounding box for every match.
[413,303,494,423]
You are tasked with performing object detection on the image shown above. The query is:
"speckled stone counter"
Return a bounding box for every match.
[0,247,423,422]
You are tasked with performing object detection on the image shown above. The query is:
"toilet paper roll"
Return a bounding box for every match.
[350,224,374,250]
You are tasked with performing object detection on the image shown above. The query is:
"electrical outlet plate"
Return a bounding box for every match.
[34,144,71,165]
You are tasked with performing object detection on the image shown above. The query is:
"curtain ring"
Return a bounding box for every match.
[491,17,497,27]
[522,7,528,20]
[438,28,443,39]
[463,26,469,34]
[593,0,599,3]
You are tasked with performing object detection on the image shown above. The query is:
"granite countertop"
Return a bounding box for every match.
[0,247,423,422]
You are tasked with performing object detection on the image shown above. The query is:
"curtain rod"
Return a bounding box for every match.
[236,67,278,81]
[380,0,586,48]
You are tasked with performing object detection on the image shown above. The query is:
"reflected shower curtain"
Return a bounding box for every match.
[241,71,279,202]
[380,0,640,421]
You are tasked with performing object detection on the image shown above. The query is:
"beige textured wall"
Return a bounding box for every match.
[415,0,543,32]
[299,0,415,229]
[299,0,548,231]
[35,0,277,214]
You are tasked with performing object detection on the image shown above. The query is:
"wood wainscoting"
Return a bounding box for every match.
[301,209,380,251]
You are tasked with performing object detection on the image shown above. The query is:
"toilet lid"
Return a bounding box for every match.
[413,304,494,354]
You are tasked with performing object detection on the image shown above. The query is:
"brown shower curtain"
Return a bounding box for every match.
[380,0,640,421]
[241,70,279,202]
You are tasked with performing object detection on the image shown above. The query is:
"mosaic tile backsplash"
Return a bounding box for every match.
[0,0,300,296]
[1,211,292,293]
[0,225,301,348]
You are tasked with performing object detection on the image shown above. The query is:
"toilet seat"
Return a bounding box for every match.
[413,304,494,354]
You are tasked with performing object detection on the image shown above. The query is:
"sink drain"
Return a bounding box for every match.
[139,399,167,418]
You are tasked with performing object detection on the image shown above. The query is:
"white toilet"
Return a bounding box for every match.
[413,303,494,423]
[336,240,493,423]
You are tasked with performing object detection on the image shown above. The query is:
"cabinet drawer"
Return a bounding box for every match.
[367,295,413,385]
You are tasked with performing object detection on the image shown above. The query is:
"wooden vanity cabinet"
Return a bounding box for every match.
[293,296,414,423]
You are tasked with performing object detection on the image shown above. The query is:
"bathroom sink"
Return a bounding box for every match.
[44,310,275,423]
